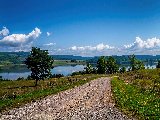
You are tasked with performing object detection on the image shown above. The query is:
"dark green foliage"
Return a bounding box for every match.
[51,74,64,78]
[128,54,145,71]
[71,71,86,76]
[119,66,126,73]
[85,63,93,74]
[71,59,77,62]
[25,47,54,86]
[27,75,32,80]
[97,56,106,74]
[17,77,25,81]
[0,76,2,80]
[106,56,119,74]
[156,60,160,68]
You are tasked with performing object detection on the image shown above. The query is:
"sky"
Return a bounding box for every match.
[1,0,160,56]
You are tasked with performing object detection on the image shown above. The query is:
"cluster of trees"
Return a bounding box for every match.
[156,60,160,68]
[25,47,160,86]
[85,55,145,74]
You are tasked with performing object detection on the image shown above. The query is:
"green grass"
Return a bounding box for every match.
[111,76,160,120]
[0,74,106,112]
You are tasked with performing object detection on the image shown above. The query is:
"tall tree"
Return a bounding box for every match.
[97,56,106,74]
[156,60,160,68]
[128,54,145,71]
[25,47,54,86]
[119,66,126,73]
[106,56,119,74]
[85,63,93,74]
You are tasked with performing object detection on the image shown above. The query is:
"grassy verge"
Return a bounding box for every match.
[111,75,160,120]
[0,74,106,113]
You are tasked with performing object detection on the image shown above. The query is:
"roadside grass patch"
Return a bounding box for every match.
[0,74,106,112]
[111,77,160,120]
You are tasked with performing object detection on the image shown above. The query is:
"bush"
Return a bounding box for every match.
[17,77,25,81]
[51,74,64,78]
[71,71,86,76]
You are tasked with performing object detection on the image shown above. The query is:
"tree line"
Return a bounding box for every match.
[85,55,160,74]
[25,47,160,86]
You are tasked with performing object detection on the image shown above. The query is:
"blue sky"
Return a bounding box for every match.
[1,0,160,56]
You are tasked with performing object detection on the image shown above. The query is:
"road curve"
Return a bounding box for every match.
[0,77,134,120]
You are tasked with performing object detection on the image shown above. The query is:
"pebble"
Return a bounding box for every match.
[0,77,135,120]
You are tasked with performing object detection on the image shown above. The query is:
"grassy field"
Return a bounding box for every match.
[111,69,160,120]
[0,74,106,113]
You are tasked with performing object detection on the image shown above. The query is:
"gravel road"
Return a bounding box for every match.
[0,77,134,120]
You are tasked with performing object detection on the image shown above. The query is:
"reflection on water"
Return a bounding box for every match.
[0,65,85,80]
[51,65,85,76]
[0,64,157,80]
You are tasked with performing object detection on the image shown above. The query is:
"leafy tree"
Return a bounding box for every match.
[25,47,54,86]
[85,63,93,74]
[106,56,119,74]
[120,66,126,73]
[136,60,145,70]
[97,56,106,74]
[71,59,77,62]
[128,54,145,71]
[156,60,160,68]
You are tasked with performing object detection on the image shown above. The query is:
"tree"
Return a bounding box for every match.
[25,47,54,86]
[97,56,106,74]
[156,60,160,68]
[106,56,119,74]
[85,63,93,74]
[119,66,126,73]
[128,54,145,71]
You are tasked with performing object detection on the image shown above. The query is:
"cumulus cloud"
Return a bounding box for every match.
[0,27,9,36]
[122,37,160,55]
[0,27,41,47]
[44,42,56,46]
[70,43,114,51]
[124,37,160,49]
[67,43,115,56]
[47,32,51,36]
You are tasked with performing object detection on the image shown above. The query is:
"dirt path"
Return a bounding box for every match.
[0,77,133,120]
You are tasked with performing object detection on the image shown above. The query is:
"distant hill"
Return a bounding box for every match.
[0,52,93,65]
[0,52,30,64]
[0,52,160,65]
[51,55,93,60]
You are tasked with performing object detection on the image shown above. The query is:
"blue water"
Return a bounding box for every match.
[0,64,157,80]
[0,65,85,80]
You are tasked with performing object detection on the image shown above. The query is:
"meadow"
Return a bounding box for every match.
[0,74,106,112]
[111,69,160,120]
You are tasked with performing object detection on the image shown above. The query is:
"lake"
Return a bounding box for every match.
[0,64,157,80]
[0,65,86,80]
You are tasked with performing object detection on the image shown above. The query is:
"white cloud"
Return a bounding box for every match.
[47,32,51,36]
[124,37,160,49]
[44,42,55,46]
[67,43,115,56]
[0,27,41,47]
[70,43,114,51]
[122,37,160,55]
[0,27,9,36]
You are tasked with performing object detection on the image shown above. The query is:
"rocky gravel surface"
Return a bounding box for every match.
[0,77,134,120]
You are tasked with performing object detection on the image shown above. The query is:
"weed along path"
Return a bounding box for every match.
[0,77,133,120]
